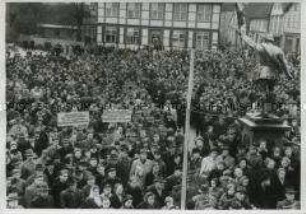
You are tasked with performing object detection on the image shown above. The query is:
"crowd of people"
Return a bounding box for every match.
[6,42,300,209]
[186,48,301,209]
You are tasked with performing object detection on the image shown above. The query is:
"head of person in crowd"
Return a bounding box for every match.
[284,146,293,159]
[114,183,124,196]
[272,146,282,159]
[101,197,111,209]
[123,195,134,208]
[265,158,276,170]
[281,157,291,169]
[89,186,100,199]
[216,161,225,172]
[208,147,219,159]
[139,149,148,163]
[59,169,69,183]
[102,183,112,198]
[154,178,165,191]
[144,191,155,207]
[24,149,34,161]
[284,187,296,202]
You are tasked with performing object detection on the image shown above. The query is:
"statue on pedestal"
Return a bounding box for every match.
[237,30,294,121]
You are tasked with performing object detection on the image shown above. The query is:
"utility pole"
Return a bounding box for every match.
[181,48,195,210]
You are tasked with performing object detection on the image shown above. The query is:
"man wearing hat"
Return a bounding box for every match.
[137,191,157,209]
[81,174,99,200]
[8,140,23,164]
[25,163,46,187]
[147,178,167,208]
[20,149,36,180]
[43,159,56,188]
[51,169,69,208]
[116,145,132,186]
[100,183,113,199]
[60,179,83,208]
[162,196,178,210]
[122,194,134,209]
[30,184,54,208]
[152,150,167,177]
[277,187,300,209]
[216,144,235,169]
[103,167,121,189]
[253,170,284,209]
[24,174,47,208]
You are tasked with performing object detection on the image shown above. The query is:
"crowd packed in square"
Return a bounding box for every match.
[6,42,300,209]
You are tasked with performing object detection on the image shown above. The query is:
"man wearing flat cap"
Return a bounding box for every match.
[20,149,36,180]
[60,179,83,208]
[147,178,167,208]
[122,194,134,209]
[277,187,300,209]
[103,167,121,189]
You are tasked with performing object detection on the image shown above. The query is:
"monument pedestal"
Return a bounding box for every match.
[239,113,291,147]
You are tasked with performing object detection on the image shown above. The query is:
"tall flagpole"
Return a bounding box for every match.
[181,48,195,210]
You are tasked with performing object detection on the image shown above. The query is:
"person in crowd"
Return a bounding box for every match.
[52,169,69,208]
[60,179,83,208]
[277,187,300,209]
[82,186,103,208]
[110,183,125,208]
[30,185,54,208]
[122,194,134,209]
[137,192,158,209]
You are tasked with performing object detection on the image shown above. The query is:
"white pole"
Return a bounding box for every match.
[181,48,195,210]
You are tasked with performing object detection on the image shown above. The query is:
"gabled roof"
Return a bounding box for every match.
[221,3,237,12]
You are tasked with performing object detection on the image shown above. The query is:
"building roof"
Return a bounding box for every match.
[221,3,274,20]
[221,3,237,12]
[282,3,294,13]
[244,3,273,19]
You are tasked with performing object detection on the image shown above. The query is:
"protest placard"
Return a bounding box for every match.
[57,111,90,127]
[102,109,132,123]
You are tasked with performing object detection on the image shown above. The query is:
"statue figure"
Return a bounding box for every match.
[238,30,294,119]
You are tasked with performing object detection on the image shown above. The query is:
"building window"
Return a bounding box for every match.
[172,30,186,48]
[173,3,188,21]
[127,3,141,19]
[150,3,165,20]
[195,32,210,49]
[126,28,140,44]
[197,4,212,23]
[105,3,119,17]
[105,26,118,43]
[149,29,163,49]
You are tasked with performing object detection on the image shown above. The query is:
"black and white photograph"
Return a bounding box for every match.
[4,1,302,210]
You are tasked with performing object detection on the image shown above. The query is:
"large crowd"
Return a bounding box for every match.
[6,43,300,209]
